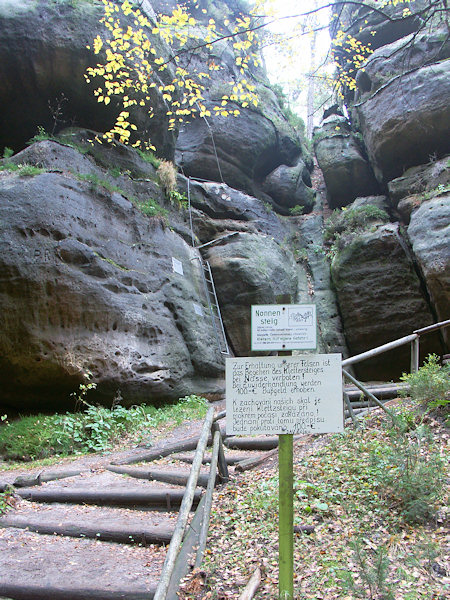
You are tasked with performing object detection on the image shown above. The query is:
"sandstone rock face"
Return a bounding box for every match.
[331,0,430,53]
[387,156,450,206]
[354,28,450,183]
[204,233,299,356]
[331,224,439,379]
[313,116,379,208]
[175,97,304,208]
[0,143,225,410]
[407,196,450,344]
[261,159,315,214]
[0,0,175,157]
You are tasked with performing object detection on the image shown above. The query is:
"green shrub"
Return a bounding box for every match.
[0,395,208,462]
[400,354,449,412]
[324,204,390,245]
[2,147,14,159]
[371,432,445,524]
[136,148,161,168]
[289,205,305,216]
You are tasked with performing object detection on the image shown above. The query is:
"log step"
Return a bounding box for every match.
[0,512,174,545]
[0,529,160,600]
[107,465,211,488]
[172,452,252,465]
[0,585,156,600]
[224,436,280,451]
[15,486,202,511]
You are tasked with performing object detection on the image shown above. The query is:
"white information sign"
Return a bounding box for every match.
[172,257,184,276]
[226,354,343,435]
[251,304,316,351]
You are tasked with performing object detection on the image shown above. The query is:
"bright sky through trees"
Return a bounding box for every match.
[255,0,333,131]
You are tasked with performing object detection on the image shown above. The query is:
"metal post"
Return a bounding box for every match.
[278,433,294,600]
[410,335,419,373]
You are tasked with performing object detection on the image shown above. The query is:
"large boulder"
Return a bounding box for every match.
[261,159,315,214]
[0,143,225,411]
[204,233,298,356]
[407,195,450,345]
[0,0,175,156]
[313,115,379,208]
[354,27,450,183]
[331,223,439,379]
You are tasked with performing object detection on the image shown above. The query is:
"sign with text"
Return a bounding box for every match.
[226,354,343,435]
[251,304,316,351]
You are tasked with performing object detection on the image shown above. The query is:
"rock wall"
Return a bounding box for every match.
[314,1,449,378]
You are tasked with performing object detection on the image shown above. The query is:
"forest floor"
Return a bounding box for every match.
[0,399,448,600]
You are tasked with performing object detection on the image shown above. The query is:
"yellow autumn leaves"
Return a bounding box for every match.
[85,0,260,149]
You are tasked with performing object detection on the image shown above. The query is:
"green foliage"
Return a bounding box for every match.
[73,172,168,218]
[27,125,54,145]
[0,162,45,177]
[137,198,169,218]
[289,205,304,216]
[400,354,450,412]
[2,147,14,159]
[0,394,208,462]
[136,148,161,169]
[339,539,394,600]
[324,204,390,256]
[0,488,14,516]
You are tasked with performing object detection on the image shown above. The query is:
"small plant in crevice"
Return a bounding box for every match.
[324,204,390,257]
[157,159,177,196]
[289,205,305,216]
[2,147,14,159]
[136,148,161,169]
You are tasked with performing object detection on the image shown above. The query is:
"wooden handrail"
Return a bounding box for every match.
[154,406,215,600]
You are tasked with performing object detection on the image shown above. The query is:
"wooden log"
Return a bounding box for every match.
[154,406,215,600]
[235,449,278,473]
[0,584,156,600]
[212,422,229,482]
[0,513,174,545]
[194,429,220,569]
[13,469,86,489]
[107,465,210,488]
[224,436,279,451]
[15,487,202,510]
[238,568,261,600]
[111,436,203,466]
[173,452,250,465]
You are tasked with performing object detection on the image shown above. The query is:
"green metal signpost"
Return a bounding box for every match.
[278,432,294,599]
[226,297,343,600]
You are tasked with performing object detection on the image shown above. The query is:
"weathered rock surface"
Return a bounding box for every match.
[0,0,175,157]
[331,223,439,379]
[261,159,315,214]
[407,196,450,344]
[387,156,450,206]
[313,115,379,208]
[0,143,225,410]
[354,28,450,183]
[331,0,430,53]
[204,233,299,356]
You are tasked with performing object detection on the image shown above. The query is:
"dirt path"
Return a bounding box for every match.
[0,401,274,600]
